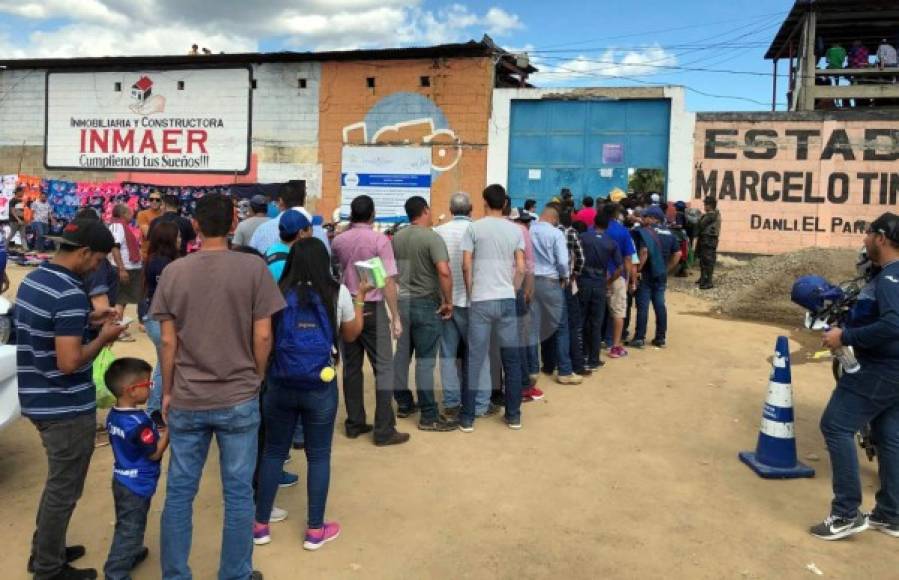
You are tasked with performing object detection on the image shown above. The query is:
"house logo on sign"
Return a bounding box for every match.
[129,75,167,116]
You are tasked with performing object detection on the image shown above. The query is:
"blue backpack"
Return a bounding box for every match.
[271,288,336,388]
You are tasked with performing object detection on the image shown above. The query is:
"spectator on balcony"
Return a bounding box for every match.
[849,40,871,69]
[825,42,848,107]
[877,39,898,68]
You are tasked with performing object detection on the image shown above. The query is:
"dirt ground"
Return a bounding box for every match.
[0,262,895,580]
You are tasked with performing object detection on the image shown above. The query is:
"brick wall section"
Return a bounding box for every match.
[317,57,493,221]
[693,114,899,254]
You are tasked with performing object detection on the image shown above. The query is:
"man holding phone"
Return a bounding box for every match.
[17,219,125,580]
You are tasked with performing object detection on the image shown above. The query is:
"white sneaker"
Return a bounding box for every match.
[270,506,288,523]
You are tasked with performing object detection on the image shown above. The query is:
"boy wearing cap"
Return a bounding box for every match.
[233,195,271,248]
[265,209,312,281]
[814,212,899,540]
[16,219,126,580]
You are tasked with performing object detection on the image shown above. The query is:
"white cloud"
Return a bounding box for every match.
[531,45,678,84]
[0,0,525,58]
[484,7,523,36]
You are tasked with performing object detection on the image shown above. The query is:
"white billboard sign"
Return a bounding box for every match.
[45,68,252,173]
[340,146,432,222]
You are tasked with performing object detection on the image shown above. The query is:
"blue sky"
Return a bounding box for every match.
[0,0,793,112]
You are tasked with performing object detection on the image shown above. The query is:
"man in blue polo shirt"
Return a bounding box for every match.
[602,203,637,357]
[17,219,125,580]
[630,206,681,349]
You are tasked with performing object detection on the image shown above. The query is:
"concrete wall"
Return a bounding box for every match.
[316,56,493,220]
[694,111,899,254]
[486,86,694,202]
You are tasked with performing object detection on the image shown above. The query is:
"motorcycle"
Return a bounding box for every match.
[790,250,878,461]
[0,295,18,432]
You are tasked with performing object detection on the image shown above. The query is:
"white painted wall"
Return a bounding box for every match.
[0,63,324,198]
[486,86,696,202]
[0,69,47,145]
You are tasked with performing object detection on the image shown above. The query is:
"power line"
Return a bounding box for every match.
[538,61,785,107]
[534,9,788,50]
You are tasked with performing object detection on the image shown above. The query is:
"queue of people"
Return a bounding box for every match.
[16,180,715,579]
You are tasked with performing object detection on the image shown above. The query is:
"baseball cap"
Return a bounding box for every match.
[650,193,661,204]
[867,212,899,243]
[249,195,268,212]
[509,207,535,223]
[644,206,666,222]
[279,209,311,236]
[50,219,115,252]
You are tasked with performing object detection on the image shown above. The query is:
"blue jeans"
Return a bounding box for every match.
[820,370,899,521]
[464,299,522,425]
[256,379,337,528]
[161,398,260,580]
[516,289,535,387]
[144,318,163,416]
[634,275,668,342]
[534,277,573,376]
[579,279,608,367]
[440,306,491,412]
[32,221,49,252]
[104,480,151,580]
[393,298,442,423]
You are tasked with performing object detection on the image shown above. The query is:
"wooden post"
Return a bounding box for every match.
[800,9,817,111]
[772,59,778,111]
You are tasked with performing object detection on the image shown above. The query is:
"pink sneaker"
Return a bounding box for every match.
[609,346,628,359]
[253,522,271,545]
[303,522,341,551]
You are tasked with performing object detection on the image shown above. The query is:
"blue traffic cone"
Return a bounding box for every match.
[739,336,815,479]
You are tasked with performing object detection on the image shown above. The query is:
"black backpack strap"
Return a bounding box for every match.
[266,252,289,266]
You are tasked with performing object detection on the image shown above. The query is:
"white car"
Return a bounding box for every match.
[0,296,18,432]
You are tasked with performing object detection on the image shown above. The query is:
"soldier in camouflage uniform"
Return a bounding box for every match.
[696,196,721,290]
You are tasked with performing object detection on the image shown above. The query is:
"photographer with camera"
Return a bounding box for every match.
[812,212,899,540]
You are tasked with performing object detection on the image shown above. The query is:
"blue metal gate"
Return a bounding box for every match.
[507,99,671,209]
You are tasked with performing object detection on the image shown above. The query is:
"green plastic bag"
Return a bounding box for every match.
[93,346,117,409]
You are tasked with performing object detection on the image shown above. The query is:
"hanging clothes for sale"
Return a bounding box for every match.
[0,175,17,221]
[46,180,80,222]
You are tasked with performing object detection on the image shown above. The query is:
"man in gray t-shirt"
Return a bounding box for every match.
[231,195,270,248]
[459,185,526,431]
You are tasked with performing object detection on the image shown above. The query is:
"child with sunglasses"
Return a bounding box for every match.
[103,358,169,580]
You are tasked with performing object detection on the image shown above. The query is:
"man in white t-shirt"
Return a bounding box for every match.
[108,204,143,334]
[459,184,526,432]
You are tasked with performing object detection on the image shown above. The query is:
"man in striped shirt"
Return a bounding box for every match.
[17,219,124,580]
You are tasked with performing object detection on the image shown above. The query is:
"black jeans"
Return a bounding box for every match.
[341,301,398,442]
[104,480,152,580]
[30,414,96,580]
[579,279,608,366]
[566,284,585,372]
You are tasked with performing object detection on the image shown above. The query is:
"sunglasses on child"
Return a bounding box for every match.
[126,379,153,391]
[149,197,162,202]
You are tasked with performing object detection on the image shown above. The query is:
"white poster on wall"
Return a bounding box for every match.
[45,68,252,173]
[340,146,432,222]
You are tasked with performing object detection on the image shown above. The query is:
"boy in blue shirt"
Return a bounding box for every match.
[103,358,169,580]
